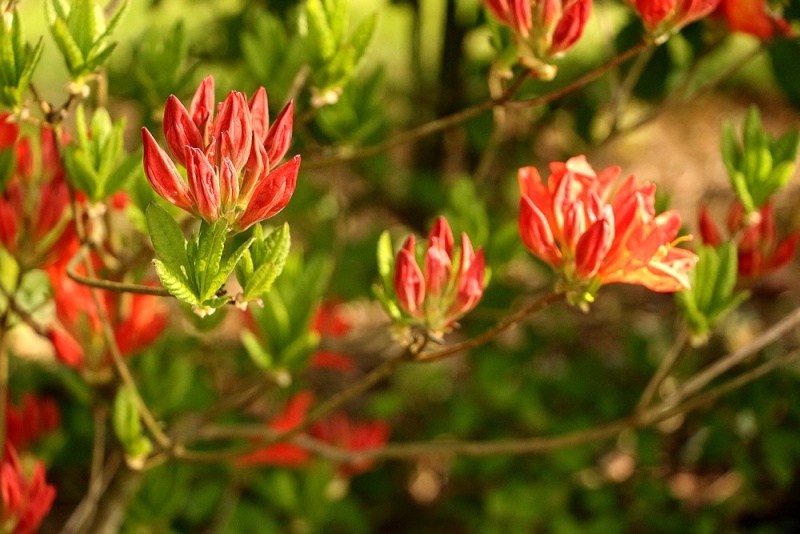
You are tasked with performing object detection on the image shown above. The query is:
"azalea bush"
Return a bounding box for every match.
[1,0,800,531]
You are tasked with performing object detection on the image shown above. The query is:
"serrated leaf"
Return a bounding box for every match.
[154,259,198,305]
[146,203,190,271]
[235,249,254,288]
[194,219,228,297]
[206,236,255,301]
[261,223,291,269]
[243,263,282,301]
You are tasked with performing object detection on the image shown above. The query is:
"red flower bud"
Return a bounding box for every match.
[237,155,300,231]
[189,75,215,142]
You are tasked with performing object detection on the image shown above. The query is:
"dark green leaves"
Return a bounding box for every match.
[721,106,799,213]
[0,10,43,110]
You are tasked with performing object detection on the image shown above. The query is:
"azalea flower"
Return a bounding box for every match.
[518,156,698,306]
[699,201,799,278]
[1,445,55,534]
[237,391,389,477]
[45,258,169,371]
[483,0,592,78]
[392,217,486,334]
[0,117,76,269]
[628,0,721,41]
[142,75,299,232]
[715,0,793,39]
[5,395,60,452]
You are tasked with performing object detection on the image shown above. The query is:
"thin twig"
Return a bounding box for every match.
[667,305,800,406]
[66,248,170,297]
[636,327,690,413]
[416,291,565,363]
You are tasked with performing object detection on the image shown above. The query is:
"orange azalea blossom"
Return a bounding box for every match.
[715,0,792,39]
[699,201,799,278]
[518,156,698,305]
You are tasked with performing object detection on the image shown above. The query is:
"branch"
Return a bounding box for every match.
[66,247,171,297]
[416,291,564,363]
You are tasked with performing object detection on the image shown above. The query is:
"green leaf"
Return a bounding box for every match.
[112,385,142,446]
[145,203,190,271]
[261,223,291,270]
[376,230,394,292]
[103,0,128,39]
[743,106,763,150]
[195,219,228,299]
[720,122,739,176]
[306,0,336,61]
[241,330,273,370]
[349,12,377,64]
[50,17,85,75]
[153,259,198,305]
[68,0,97,55]
[771,129,799,163]
[243,262,282,301]
[206,236,255,301]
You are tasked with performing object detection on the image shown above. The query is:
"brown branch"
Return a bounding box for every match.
[416,291,565,363]
[66,248,171,297]
[636,327,690,413]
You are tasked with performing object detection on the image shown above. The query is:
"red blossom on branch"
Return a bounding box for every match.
[393,217,486,333]
[0,117,76,269]
[45,258,169,370]
[519,156,698,305]
[699,201,799,278]
[714,0,793,39]
[5,395,60,452]
[483,0,592,76]
[628,0,721,40]
[1,445,55,534]
[142,75,300,232]
[238,391,389,476]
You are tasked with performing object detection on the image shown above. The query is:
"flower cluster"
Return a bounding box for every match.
[0,116,76,269]
[715,0,793,39]
[519,156,698,305]
[142,75,300,232]
[46,257,168,372]
[393,217,486,334]
[1,445,55,534]
[237,391,389,478]
[628,0,720,41]
[483,0,592,78]
[700,201,799,278]
[6,395,60,452]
